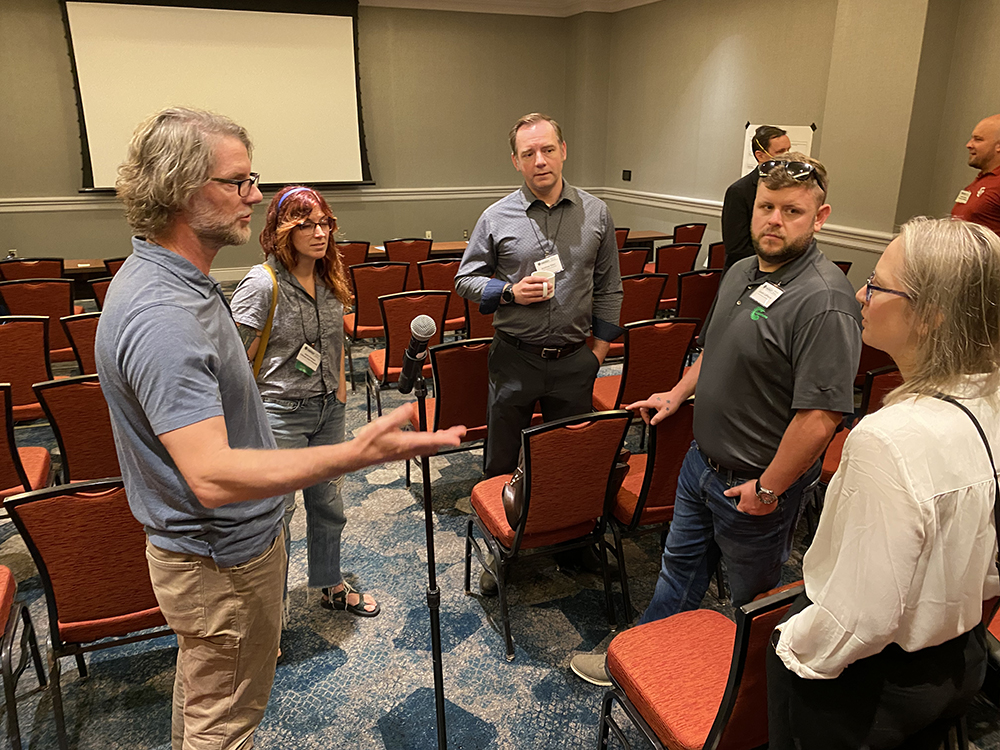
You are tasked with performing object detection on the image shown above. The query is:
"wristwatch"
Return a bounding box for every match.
[500,282,514,305]
[755,478,780,505]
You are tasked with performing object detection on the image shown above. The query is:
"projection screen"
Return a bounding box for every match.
[62,0,371,191]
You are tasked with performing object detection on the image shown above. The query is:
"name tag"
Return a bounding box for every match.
[295,343,322,376]
[749,282,784,308]
[534,254,564,274]
[956,189,971,204]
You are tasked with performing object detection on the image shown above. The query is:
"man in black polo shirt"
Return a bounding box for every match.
[721,125,791,271]
[571,153,861,685]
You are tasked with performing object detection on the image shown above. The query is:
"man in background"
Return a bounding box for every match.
[721,125,791,271]
[951,114,1000,235]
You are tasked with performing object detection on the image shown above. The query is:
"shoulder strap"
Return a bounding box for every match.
[251,263,279,379]
[935,394,1000,575]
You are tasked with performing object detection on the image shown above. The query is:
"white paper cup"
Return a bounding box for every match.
[536,270,555,299]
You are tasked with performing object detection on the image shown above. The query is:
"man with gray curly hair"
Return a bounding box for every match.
[96,107,463,749]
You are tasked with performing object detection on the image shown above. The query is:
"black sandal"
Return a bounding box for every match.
[321,581,381,617]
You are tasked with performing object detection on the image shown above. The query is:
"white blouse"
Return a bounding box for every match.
[776,389,1000,679]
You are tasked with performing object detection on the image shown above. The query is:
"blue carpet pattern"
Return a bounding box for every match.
[1,289,998,748]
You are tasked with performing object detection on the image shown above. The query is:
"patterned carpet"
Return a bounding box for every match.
[2,314,998,748]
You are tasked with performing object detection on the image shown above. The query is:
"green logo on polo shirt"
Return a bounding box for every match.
[751,306,768,321]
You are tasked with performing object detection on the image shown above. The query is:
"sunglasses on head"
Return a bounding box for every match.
[758,160,826,193]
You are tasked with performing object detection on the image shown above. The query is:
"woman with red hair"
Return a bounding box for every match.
[231,186,379,619]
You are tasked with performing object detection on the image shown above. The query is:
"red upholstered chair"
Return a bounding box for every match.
[335,240,370,268]
[676,269,723,337]
[343,262,409,389]
[855,342,894,388]
[647,244,700,311]
[593,319,698,412]
[464,410,633,660]
[384,238,433,291]
[598,583,803,750]
[0,384,52,505]
[103,257,128,275]
[0,279,77,362]
[406,337,492,488]
[834,260,852,275]
[618,249,649,277]
[615,227,630,249]
[601,274,668,359]
[366,290,449,420]
[707,242,726,270]
[4,478,172,750]
[605,403,694,622]
[0,317,53,423]
[0,565,47,750]
[33,375,120,483]
[60,312,100,375]
[465,298,495,339]
[0,258,64,281]
[89,276,113,310]
[418,259,465,334]
[671,222,707,245]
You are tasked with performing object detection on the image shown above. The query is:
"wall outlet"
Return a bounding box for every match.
[424,230,432,239]
[622,170,632,182]
[463,229,468,240]
[5,249,16,258]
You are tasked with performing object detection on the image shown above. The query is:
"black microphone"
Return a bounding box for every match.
[397,315,437,395]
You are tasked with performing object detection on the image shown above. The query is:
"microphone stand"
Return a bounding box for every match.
[414,369,447,750]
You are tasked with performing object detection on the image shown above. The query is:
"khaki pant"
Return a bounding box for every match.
[146,529,286,750]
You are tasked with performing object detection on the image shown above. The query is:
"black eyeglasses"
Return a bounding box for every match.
[209,172,260,197]
[294,218,335,233]
[758,160,826,193]
[864,273,911,304]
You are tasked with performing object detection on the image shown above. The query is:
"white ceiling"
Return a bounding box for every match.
[358,0,661,17]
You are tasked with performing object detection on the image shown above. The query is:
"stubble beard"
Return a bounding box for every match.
[752,230,814,267]
[188,197,252,249]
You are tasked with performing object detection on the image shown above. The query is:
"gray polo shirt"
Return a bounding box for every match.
[454,182,623,345]
[693,241,862,474]
[230,257,344,401]
[95,237,283,568]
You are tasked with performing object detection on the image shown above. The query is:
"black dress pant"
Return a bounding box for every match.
[484,334,601,477]
[767,593,987,750]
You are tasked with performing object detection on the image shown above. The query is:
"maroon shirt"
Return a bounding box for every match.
[951,166,1000,235]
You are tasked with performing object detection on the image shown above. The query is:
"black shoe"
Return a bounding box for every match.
[479,552,498,597]
[556,545,619,577]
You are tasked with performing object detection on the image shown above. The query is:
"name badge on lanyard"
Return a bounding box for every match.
[749,282,784,308]
[295,343,321,376]
[534,254,564,274]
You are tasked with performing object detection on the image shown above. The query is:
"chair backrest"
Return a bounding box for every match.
[348,262,409,333]
[336,240,370,268]
[855,342,894,387]
[624,402,694,529]
[61,312,101,375]
[376,291,450,372]
[0,279,74,350]
[676,269,724,336]
[103,257,129,275]
[833,260,852,275]
[654,244,701,301]
[429,338,491,432]
[90,276,114,310]
[614,319,699,407]
[708,242,726,269]
[384,238,433,291]
[0,258,64,281]
[857,364,903,419]
[465,298,495,339]
[33,375,120,483]
[417,259,464,323]
[707,584,804,750]
[617,249,648,277]
[619,274,668,327]
[515,411,632,550]
[0,384,30,496]
[4,478,168,649]
[615,227,630,249]
[672,223,707,245]
[0,316,52,407]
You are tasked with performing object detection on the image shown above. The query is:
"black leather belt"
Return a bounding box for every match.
[698,447,759,485]
[495,330,585,360]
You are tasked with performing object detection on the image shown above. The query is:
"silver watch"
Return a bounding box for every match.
[755,479,779,505]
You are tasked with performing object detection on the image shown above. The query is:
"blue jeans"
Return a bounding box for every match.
[638,442,817,624]
[263,393,347,591]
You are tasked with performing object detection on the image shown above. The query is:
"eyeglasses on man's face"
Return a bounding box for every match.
[864,272,911,304]
[209,172,260,197]
[758,160,826,193]
[294,218,335,234]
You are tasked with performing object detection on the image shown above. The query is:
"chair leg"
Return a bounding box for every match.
[714,559,728,601]
[375,380,384,419]
[954,714,969,750]
[345,336,356,391]
[365,372,373,422]
[22,608,45,687]
[2,604,22,750]
[405,456,411,487]
[49,653,69,750]
[610,524,631,624]
[464,520,474,595]
[598,536,617,631]
[496,557,515,662]
[75,653,87,679]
